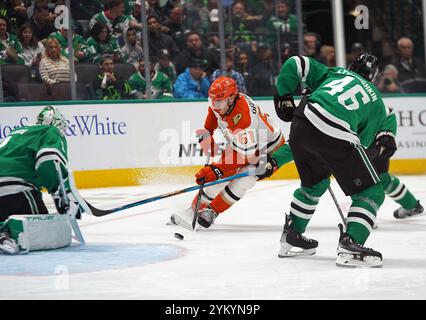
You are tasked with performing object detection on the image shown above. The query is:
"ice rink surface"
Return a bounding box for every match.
[1,176,426,300]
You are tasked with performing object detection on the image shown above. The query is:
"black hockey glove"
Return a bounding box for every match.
[52,190,70,214]
[274,93,296,122]
[256,154,278,180]
[375,131,397,159]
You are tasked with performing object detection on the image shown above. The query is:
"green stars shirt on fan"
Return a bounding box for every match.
[276,56,388,148]
[0,125,68,196]
[128,70,173,99]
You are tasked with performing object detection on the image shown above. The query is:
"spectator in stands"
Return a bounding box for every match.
[190,0,210,35]
[120,27,143,69]
[320,45,336,67]
[1,0,28,33]
[86,22,121,64]
[163,6,188,51]
[173,59,210,99]
[71,0,104,20]
[17,23,44,75]
[162,0,182,17]
[280,41,293,64]
[230,1,258,45]
[210,53,247,94]
[0,16,24,64]
[346,42,364,66]
[128,57,173,100]
[175,31,219,77]
[248,42,274,96]
[27,3,55,41]
[154,49,177,83]
[89,0,125,34]
[48,26,93,62]
[147,0,166,25]
[392,37,426,83]
[267,0,297,35]
[235,50,250,89]
[114,1,144,44]
[93,54,131,100]
[303,32,325,63]
[38,37,73,85]
[377,64,402,93]
[147,15,179,59]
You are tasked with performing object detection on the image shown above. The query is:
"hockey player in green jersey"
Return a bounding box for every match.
[274,53,389,267]
[260,112,423,220]
[364,111,423,219]
[0,106,87,254]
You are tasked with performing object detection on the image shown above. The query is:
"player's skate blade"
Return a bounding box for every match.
[278,214,318,258]
[278,242,316,257]
[336,223,382,268]
[393,201,424,219]
[336,250,382,268]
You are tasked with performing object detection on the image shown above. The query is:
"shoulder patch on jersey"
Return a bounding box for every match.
[232,113,242,126]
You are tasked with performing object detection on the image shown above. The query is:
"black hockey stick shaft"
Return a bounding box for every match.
[328,186,347,227]
[191,152,211,230]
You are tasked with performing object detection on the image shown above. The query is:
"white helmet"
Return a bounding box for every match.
[36,106,67,136]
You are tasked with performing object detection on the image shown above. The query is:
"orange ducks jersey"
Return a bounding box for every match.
[203,93,285,175]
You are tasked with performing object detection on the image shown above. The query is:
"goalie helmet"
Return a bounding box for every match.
[348,52,379,82]
[36,106,67,136]
[208,76,238,115]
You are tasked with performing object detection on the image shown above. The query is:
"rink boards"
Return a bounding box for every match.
[1,95,425,188]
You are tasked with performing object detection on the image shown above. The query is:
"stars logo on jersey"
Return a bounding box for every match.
[232,113,242,126]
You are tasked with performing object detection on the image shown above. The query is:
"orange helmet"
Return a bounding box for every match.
[208,76,238,102]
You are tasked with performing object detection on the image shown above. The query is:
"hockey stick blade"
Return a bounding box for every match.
[86,170,256,217]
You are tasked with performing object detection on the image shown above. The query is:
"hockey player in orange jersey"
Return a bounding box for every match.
[170,76,285,229]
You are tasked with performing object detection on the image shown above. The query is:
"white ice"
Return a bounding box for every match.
[1,176,426,300]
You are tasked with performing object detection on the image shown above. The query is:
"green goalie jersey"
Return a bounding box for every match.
[276,56,388,148]
[0,125,68,196]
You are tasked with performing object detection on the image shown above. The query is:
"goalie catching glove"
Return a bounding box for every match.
[274,93,296,122]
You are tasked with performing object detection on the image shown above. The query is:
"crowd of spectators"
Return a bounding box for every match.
[0,0,425,102]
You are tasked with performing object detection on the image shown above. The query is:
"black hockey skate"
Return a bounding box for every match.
[336,224,382,268]
[393,201,424,219]
[197,207,218,228]
[278,214,318,257]
[0,232,19,255]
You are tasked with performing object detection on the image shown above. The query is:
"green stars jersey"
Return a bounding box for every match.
[128,70,173,99]
[0,125,68,196]
[48,31,95,62]
[86,36,121,64]
[89,11,114,32]
[276,56,388,148]
[0,32,24,65]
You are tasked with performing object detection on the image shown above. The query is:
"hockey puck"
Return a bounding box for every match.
[174,233,184,240]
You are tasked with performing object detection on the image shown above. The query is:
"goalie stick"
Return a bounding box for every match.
[86,169,256,217]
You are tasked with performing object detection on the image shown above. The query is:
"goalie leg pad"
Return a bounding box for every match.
[6,214,72,252]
